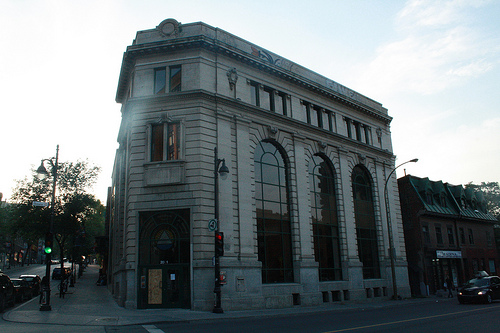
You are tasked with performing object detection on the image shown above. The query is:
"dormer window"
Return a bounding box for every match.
[440,194,447,207]
[426,192,433,205]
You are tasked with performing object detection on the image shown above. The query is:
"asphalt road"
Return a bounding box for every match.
[3,264,500,332]
[106,299,500,333]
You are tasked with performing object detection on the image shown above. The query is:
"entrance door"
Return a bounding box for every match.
[138,209,190,309]
[139,265,190,308]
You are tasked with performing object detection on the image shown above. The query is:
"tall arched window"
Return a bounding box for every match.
[309,154,342,281]
[255,140,293,283]
[352,166,380,279]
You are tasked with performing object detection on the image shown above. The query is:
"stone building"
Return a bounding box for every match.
[398,175,498,296]
[109,19,410,311]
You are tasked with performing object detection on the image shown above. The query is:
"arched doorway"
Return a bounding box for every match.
[138,209,190,309]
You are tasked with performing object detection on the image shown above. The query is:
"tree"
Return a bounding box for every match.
[8,159,105,263]
[465,182,500,220]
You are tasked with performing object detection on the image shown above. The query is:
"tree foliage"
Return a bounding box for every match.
[8,159,105,260]
[465,181,500,220]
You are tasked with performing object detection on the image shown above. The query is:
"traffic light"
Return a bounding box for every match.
[215,232,224,257]
[44,232,53,254]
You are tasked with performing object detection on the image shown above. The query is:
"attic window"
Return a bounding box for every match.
[440,194,447,207]
[426,192,433,205]
[461,198,467,209]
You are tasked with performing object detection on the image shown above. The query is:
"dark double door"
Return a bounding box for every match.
[138,264,190,309]
[138,209,190,309]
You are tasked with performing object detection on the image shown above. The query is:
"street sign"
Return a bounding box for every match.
[208,219,218,232]
[33,201,49,207]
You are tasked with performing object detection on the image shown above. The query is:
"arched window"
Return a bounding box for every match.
[309,154,342,281]
[255,140,293,283]
[352,166,380,279]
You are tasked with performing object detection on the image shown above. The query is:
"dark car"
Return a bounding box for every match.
[458,275,500,304]
[11,278,32,302]
[19,274,41,296]
[52,267,71,280]
[0,272,15,312]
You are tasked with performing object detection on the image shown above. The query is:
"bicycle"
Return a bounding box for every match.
[59,277,68,298]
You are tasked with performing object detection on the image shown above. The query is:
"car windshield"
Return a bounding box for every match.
[466,278,490,288]
[22,277,34,282]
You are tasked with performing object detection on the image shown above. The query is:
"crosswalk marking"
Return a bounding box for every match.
[142,324,165,333]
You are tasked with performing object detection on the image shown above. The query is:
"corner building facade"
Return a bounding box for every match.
[109,19,410,311]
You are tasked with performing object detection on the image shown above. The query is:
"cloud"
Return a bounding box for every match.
[353,0,498,97]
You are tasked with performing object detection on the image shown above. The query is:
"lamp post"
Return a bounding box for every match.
[213,146,229,314]
[384,158,418,300]
[36,145,59,311]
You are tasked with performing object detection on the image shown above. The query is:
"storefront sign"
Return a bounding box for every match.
[436,250,462,259]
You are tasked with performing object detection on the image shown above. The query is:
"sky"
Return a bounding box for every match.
[0,0,499,203]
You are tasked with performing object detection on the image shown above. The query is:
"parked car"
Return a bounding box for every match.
[11,278,32,302]
[19,274,41,296]
[458,275,500,304]
[0,272,15,312]
[52,267,72,280]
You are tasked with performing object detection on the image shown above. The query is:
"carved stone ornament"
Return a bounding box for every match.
[227,68,238,90]
[157,19,180,37]
[318,141,327,152]
[358,153,366,163]
[267,126,278,138]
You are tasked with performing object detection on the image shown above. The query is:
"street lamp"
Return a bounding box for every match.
[36,145,59,311]
[384,158,418,300]
[213,146,229,314]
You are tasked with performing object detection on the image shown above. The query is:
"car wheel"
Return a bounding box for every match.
[486,294,492,304]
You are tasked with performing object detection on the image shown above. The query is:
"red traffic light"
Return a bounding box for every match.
[215,232,224,256]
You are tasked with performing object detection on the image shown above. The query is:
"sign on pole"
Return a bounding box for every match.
[208,219,218,232]
[33,201,49,207]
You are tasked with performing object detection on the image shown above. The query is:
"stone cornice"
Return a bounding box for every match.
[116,28,391,124]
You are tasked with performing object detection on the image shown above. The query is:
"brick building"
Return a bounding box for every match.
[398,175,498,296]
[108,19,410,311]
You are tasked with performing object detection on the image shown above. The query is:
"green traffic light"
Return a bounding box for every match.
[45,247,52,254]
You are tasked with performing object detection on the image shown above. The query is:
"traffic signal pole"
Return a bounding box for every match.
[39,145,59,311]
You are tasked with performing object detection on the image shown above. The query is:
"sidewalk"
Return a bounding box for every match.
[3,264,453,326]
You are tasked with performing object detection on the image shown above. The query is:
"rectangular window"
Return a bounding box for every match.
[167,123,180,160]
[275,92,287,115]
[489,259,496,274]
[423,225,431,243]
[459,228,466,244]
[354,122,362,142]
[150,122,180,162]
[327,112,334,132]
[313,106,323,128]
[154,68,166,94]
[250,81,260,106]
[261,87,273,111]
[345,118,352,138]
[487,231,493,247]
[151,123,164,162]
[303,101,312,124]
[169,65,181,92]
[364,126,371,145]
[447,227,455,245]
[435,225,443,244]
[468,228,474,245]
